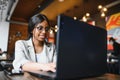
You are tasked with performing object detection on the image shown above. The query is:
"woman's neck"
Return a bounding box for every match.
[32,38,44,47]
[32,38,44,53]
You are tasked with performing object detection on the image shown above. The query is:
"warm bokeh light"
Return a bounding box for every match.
[101,12,105,17]
[103,7,107,12]
[86,13,90,17]
[58,0,64,2]
[55,25,58,32]
[82,16,87,22]
[98,5,102,9]
[73,16,77,20]
[49,29,53,34]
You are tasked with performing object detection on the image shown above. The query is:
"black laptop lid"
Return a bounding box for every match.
[56,14,107,79]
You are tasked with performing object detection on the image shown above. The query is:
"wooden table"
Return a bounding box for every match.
[1,71,120,80]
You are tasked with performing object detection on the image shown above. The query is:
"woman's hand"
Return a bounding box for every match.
[39,63,56,72]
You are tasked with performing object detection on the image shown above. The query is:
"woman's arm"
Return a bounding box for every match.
[13,40,30,71]
[13,40,56,72]
[22,62,56,72]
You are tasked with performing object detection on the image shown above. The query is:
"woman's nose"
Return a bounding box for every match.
[41,28,46,33]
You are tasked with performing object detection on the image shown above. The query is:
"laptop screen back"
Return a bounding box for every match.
[55,14,107,79]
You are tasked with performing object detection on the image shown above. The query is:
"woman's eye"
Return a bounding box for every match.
[36,26,50,32]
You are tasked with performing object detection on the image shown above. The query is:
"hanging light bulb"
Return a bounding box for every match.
[58,0,64,2]
[49,29,53,34]
[101,12,105,17]
[82,16,87,22]
[86,13,90,17]
[73,16,77,20]
[55,25,58,32]
[98,5,102,9]
[102,7,107,12]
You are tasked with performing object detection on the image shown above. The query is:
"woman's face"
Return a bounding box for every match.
[32,20,50,42]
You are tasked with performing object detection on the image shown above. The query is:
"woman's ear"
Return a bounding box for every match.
[31,30,34,34]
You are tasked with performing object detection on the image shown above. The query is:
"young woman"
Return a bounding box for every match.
[13,14,56,72]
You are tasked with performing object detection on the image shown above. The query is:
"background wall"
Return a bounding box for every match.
[0,22,9,52]
[91,4,120,28]
[7,23,28,58]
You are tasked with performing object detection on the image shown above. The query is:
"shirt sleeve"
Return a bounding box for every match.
[12,40,30,71]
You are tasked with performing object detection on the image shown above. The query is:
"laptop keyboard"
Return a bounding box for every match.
[29,71,56,79]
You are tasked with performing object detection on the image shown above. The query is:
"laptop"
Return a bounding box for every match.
[29,14,107,80]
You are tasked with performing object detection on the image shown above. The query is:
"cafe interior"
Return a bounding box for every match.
[0,0,120,80]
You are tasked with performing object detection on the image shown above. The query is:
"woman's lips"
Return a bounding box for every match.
[39,35,45,39]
